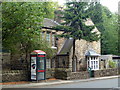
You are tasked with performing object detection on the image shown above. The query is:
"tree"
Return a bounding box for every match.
[87,2,106,55]
[54,2,100,71]
[88,3,119,55]
[102,13,118,55]
[42,2,59,19]
[2,2,56,69]
[118,14,120,55]
[87,2,105,33]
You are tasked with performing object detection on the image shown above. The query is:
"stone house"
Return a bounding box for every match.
[42,18,101,72]
[2,18,101,72]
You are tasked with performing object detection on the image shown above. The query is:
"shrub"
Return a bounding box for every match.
[108,60,117,68]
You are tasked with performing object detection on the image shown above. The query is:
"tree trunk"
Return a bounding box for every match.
[25,49,28,70]
[72,39,76,72]
[25,49,31,81]
[73,39,75,60]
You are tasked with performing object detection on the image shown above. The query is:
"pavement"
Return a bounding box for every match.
[1,75,120,88]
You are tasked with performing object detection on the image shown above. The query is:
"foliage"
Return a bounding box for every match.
[108,60,117,68]
[39,40,56,59]
[87,2,105,33]
[2,2,56,60]
[54,2,100,50]
[42,2,59,19]
[88,2,119,55]
[102,13,118,55]
[53,2,100,41]
[118,14,120,55]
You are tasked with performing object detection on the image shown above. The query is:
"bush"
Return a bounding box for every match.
[108,60,117,68]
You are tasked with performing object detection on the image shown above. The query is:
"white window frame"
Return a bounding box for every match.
[87,56,99,70]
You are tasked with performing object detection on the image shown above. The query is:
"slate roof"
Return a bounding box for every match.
[43,18,60,27]
[101,55,120,60]
[85,50,100,56]
[57,37,74,55]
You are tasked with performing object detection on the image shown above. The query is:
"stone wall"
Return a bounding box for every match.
[2,68,120,82]
[74,39,101,71]
[54,68,119,80]
[54,68,72,80]
[69,71,89,80]
[94,68,119,77]
[2,69,55,82]
[54,68,89,80]
[46,68,55,79]
[2,68,58,82]
[2,70,29,82]
[57,37,65,52]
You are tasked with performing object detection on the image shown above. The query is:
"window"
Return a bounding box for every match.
[46,33,51,43]
[38,57,44,70]
[96,57,98,60]
[91,61,93,69]
[91,57,93,60]
[52,34,55,46]
[96,61,98,69]
[62,59,65,67]
[88,56,99,70]
[46,59,51,68]
[94,61,96,69]
[88,61,89,67]
[87,57,89,60]
[41,32,45,40]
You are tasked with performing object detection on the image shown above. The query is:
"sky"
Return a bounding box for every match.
[100,0,119,13]
[57,0,120,13]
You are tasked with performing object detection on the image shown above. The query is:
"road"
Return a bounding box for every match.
[31,78,119,88]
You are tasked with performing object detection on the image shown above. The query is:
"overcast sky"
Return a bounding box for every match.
[57,0,120,13]
[100,0,119,13]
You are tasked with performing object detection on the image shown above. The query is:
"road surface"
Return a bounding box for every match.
[30,78,119,88]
